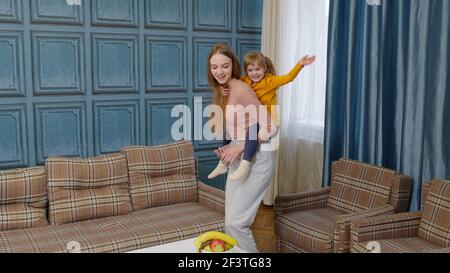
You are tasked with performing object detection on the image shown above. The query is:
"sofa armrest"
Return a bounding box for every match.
[350,211,422,245]
[197,181,225,214]
[333,204,395,252]
[274,187,330,217]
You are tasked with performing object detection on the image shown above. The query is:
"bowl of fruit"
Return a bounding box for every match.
[194,231,238,253]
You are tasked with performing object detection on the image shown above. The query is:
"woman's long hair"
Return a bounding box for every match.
[207,44,241,137]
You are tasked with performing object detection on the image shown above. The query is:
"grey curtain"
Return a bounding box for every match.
[323,0,449,210]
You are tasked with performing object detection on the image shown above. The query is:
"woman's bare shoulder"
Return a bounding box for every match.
[229,79,259,105]
[232,79,256,96]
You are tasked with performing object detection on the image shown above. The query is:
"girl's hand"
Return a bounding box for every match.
[299,55,316,66]
[219,85,230,96]
[220,143,244,165]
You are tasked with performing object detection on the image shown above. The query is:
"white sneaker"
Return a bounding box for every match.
[207,161,228,179]
[229,160,251,180]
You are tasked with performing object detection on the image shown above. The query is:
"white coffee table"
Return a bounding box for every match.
[127,237,245,253]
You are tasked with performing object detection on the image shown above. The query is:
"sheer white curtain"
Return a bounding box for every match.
[261,0,329,204]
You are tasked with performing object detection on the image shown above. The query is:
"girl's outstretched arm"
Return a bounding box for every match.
[266,63,303,89]
[299,55,316,66]
[266,55,316,90]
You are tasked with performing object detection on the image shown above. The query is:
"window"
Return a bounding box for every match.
[277,0,329,143]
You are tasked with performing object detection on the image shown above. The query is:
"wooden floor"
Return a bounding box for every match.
[251,203,277,253]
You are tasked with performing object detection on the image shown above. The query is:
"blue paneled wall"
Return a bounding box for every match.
[0,0,262,190]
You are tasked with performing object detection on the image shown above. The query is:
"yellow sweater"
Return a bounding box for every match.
[241,63,303,124]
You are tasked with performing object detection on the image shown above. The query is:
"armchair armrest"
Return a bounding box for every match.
[274,187,330,217]
[334,204,396,252]
[350,211,422,245]
[197,181,225,214]
[388,174,413,212]
[422,248,450,253]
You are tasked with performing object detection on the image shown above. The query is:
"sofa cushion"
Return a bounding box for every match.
[0,167,48,230]
[275,207,343,253]
[352,237,443,253]
[327,159,394,213]
[418,179,450,247]
[122,141,197,210]
[46,153,132,225]
[0,202,224,253]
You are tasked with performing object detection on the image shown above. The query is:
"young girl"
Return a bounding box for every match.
[208,52,316,181]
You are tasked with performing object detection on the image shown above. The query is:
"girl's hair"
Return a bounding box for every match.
[243,52,277,75]
[207,44,241,137]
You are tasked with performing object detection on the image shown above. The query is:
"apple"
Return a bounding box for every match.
[210,239,226,252]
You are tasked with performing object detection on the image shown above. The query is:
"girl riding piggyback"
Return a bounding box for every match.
[208,51,316,181]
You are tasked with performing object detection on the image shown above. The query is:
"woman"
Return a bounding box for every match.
[207,44,276,252]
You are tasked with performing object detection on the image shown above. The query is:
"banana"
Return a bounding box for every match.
[194,231,238,252]
[203,244,212,252]
[225,243,232,251]
[199,240,213,253]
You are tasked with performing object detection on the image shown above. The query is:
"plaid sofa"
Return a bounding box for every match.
[274,158,412,253]
[351,179,450,253]
[0,141,225,253]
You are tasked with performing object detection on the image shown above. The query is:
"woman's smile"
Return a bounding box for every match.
[210,53,233,84]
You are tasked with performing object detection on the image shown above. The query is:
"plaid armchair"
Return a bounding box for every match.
[274,158,412,253]
[351,179,450,253]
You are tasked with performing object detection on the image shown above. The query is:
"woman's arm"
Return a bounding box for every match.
[220,143,245,165]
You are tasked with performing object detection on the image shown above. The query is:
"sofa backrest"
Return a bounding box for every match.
[122,140,197,210]
[0,167,48,230]
[328,158,407,213]
[45,153,132,225]
[418,179,450,247]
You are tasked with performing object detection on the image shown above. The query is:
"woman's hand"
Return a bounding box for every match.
[220,143,245,165]
[298,55,316,66]
[214,144,230,158]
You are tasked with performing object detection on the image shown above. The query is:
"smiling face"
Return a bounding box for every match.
[210,53,233,85]
[246,62,266,83]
